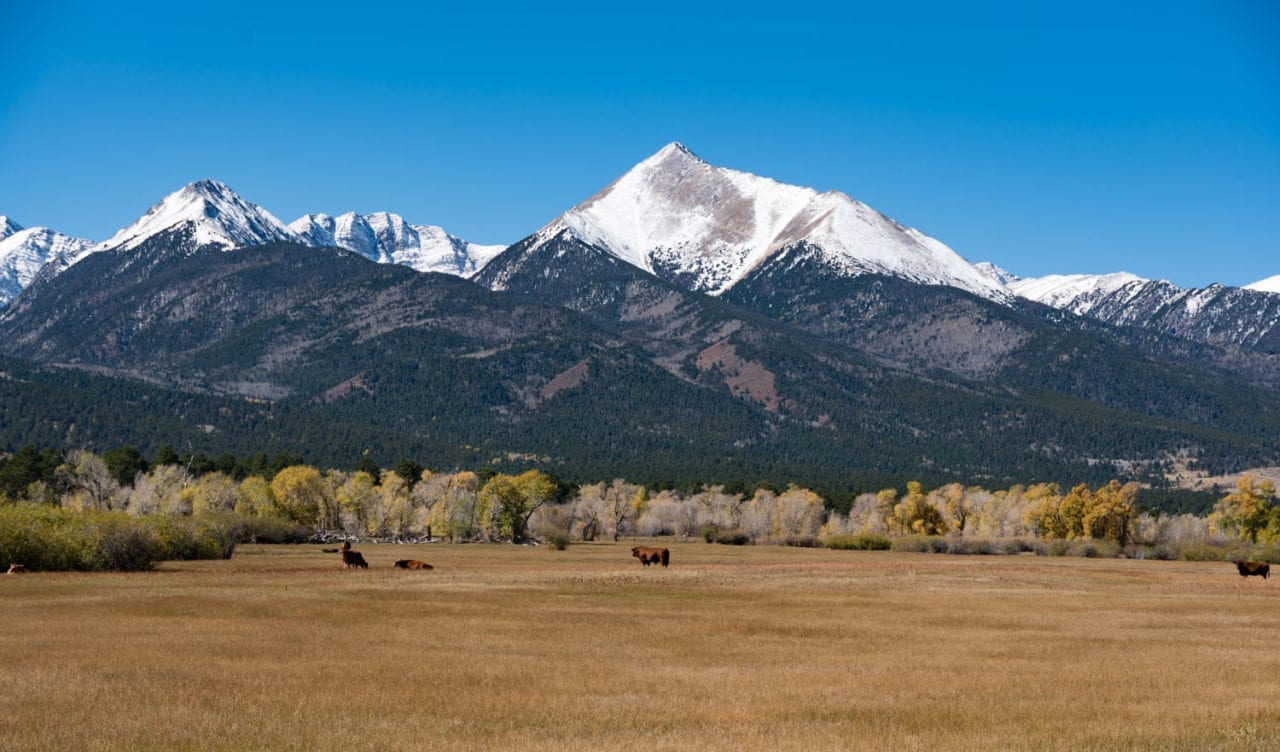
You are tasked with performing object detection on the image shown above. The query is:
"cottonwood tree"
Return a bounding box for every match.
[269,465,326,526]
[186,471,238,515]
[1212,474,1276,543]
[1083,480,1140,546]
[891,482,948,536]
[773,486,825,539]
[336,471,378,534]
[478,470,557,543]
[428,471,481,541]
[127,464,189,515]
[56,450,123,511]
[937,483,972,535]
[235,476,275,517]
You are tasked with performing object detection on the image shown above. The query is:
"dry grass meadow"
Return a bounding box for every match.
[2,541,1278,751]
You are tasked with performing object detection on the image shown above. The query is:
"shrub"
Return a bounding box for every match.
[783,535,820,548]
[1175,543,1225,562]
[1066,540,1120,559]
[1044,540,1071,557]
[713,530,751,546]
[237,515,312,544]
[88,514,164,571]
[0,505,251,571]
[700,525,720,543]
[825,534,891,551]
[1000,538,1042,555]
[890,535,932,553]
[947,538,995,555]
[544,530,571,551]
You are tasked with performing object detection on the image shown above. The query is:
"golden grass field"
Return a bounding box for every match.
[2,541,1278,751]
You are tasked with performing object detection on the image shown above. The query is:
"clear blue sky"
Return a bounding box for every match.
[2,0,1276,287]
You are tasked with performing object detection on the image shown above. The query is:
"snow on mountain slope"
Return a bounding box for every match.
[1006,270,1280,351]
[0,227,94,305]
[288,211,504,277]
[0,216,23,244]
[99,179,300,252]
[1244,275,1280,294]
[974,261,1020,287]
[1009,272,1148,312]
[528,142,1007,301]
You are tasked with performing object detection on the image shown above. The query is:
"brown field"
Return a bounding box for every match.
[2,542,1278,751]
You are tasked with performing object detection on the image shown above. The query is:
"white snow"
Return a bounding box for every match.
[0,227,94,305]
[974,261,1020,286]
[0,216,24,244]
[98,179,300,252]
[1009,272,1148,310]
[289,211,504,277]
[1244,275,1280,294]
[531,142,1009,301]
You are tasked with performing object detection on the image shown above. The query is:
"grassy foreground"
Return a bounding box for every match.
[2,542,1278,751]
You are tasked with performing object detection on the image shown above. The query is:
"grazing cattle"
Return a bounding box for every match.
[1235,561,1271,579]
[340,542,369,569]
[394,559,433,571]
[7,563,26,575]
[631,546,670,568]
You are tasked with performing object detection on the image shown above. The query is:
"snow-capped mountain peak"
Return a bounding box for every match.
[1244,275,1280,295]
[529,142,1008,301]
[1010,272,1148,310]
[0,227,94,305]
[98,179,299,252]
[0,216,24,243]
[287,211,504,278]
[975,261,1021,287]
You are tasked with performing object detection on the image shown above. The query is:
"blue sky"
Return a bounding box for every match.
[2,0,1276,287]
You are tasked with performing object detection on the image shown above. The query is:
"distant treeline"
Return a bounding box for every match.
[3,445,1278,563]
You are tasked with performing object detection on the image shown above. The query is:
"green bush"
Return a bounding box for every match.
[236,515,312,544]
[713,530,751,546]
[0,505,249,571]
[890,535,931,553]
[1175,543,1225,562]
[700,525,720,543]
[1044,540,1071,557]
[89,515,164,571]
[824,534,891,551]
[544,530,571,551]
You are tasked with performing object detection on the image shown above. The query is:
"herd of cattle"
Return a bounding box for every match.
[1,551,1272,577]
[321,542,673,571]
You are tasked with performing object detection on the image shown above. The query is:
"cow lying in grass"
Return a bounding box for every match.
[340,542,369,569]
[394,559,433,571]
[1234,561,1270,579]
[7,563,26,575]
[631,546,670,567]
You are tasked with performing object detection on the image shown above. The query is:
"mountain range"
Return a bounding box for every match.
[2,143,1278,497]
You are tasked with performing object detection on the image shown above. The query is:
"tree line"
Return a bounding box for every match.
[3,444,1278,553]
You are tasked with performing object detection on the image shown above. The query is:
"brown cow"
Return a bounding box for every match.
[394,559,433,571]
[1234,561,1271,579]
[631,546,670,568]
[340,542,369,569]
[7,563,26,575]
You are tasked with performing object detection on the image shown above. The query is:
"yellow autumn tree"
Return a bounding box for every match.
[269,465,326,526]
[891,481,948,536]
[478,470,557,543]
[234,476,275,517]
[1211,474,1275,543]
[1082,480,1139,546]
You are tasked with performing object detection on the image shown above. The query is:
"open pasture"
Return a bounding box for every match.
[1,542,1278,751]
